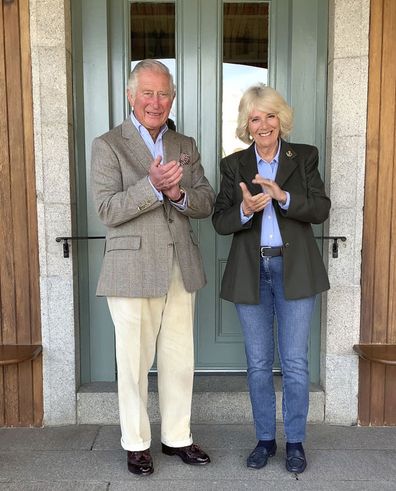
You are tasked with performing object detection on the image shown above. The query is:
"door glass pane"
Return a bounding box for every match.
[222,2,269,156]
[130,2,177,125]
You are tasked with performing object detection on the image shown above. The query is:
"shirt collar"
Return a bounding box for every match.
[254,139,281,165]
[130,111,168,141]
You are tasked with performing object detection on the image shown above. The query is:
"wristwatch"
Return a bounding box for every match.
[173,187,185,203]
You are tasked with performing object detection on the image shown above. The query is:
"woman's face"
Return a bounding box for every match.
[247,109,280,156]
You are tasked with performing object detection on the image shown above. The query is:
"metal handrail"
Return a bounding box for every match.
[55,236,105,258]
[56,235,347,259]
[315,236,347,258]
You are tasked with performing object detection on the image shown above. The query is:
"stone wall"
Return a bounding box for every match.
[323,0,369,423]
[30,0,77,424]
[29,0,369,425]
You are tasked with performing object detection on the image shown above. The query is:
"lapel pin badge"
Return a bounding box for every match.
[286,150,293,158]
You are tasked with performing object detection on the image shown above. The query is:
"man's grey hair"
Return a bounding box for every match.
[127,59,175,97]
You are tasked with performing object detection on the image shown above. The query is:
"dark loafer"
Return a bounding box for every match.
[247,441,277,469]
[286,446,307,473]
[127,449,154,476]
[162,443,210,465]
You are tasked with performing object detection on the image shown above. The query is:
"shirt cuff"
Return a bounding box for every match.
[148,176,163,202]
[278,192,290,210]
[240,203,253,224]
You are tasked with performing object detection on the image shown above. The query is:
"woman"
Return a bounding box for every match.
[212,85,330,473]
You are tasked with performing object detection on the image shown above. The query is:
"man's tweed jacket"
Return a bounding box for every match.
[91,118,215,298]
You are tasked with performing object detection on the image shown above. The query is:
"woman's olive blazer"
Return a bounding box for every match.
[212,140,331,304]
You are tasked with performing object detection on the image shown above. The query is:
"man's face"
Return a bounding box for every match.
[127,69,174,139]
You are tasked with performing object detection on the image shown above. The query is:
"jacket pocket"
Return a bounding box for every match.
[106,235,141,252]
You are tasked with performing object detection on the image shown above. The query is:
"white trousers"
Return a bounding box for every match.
[107,259,195,451]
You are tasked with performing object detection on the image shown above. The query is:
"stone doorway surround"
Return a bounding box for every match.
[29,0,369,425]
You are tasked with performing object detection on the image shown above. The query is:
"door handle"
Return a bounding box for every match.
[55,236,105,258]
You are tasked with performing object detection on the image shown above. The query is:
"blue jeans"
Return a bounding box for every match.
[236,256,316,443]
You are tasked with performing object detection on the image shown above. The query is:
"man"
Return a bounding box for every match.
[91,59,215,476]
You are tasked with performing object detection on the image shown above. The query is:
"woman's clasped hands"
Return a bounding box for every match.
[240,174,287,216]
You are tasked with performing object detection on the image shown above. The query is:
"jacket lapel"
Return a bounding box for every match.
[275,140,298,187]
[163,130,181,163]
[238,144,262,195]
[121,118,153,171]
[122,118,182,168]
[238,140,298,191]
[161,131,182,217]
[121,118,174,216]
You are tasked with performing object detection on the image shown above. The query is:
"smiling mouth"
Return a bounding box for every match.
[259,130,272,136]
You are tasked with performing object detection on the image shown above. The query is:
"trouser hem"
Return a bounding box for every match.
[161,436,193,448]
[285,438,306,444]
[121,438,151,452]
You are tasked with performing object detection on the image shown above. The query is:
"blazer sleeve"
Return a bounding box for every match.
[212,156,254,235]
[283,146,331,224]
[91,136,162,227]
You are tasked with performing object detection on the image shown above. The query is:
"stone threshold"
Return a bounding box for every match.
[77,374,324,425]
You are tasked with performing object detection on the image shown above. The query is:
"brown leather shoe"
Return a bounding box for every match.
[162,443,210,465]
[127,449,154,476]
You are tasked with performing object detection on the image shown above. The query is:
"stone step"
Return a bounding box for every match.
[77,374,324,425]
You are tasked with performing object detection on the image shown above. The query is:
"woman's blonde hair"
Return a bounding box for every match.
[236,84,293,144]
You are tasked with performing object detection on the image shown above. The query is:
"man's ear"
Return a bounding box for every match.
[127,89,134,108]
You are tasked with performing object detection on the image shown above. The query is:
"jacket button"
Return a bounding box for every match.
[284,242,290,247]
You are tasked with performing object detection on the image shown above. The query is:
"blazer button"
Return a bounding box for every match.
[284,242,290,247]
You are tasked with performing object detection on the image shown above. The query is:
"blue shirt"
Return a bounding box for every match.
[130,111,168,159]
[130,112,186,208]
[240,141,290,247]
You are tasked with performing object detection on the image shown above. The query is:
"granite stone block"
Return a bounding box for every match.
[324,354,359,424]
[325,286,361,355]
[330,57,368,139]
[332,0,370,59]
[37,47,69,125]
[34,0,67,47]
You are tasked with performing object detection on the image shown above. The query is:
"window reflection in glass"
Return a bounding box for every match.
[130,2,177,125]
[222,2,269,156]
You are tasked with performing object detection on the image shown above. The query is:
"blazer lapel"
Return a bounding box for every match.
[121,118,174,216]
[161,131,182,217]
[121,118,153,171]
[238,144,262,195]
[163,130,181,163]
[275,140,298,187]
[238,140,298,191]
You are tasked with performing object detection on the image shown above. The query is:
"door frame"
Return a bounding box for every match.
[72,0,329,382]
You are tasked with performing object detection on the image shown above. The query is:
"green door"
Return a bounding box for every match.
[72,0,328,383]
